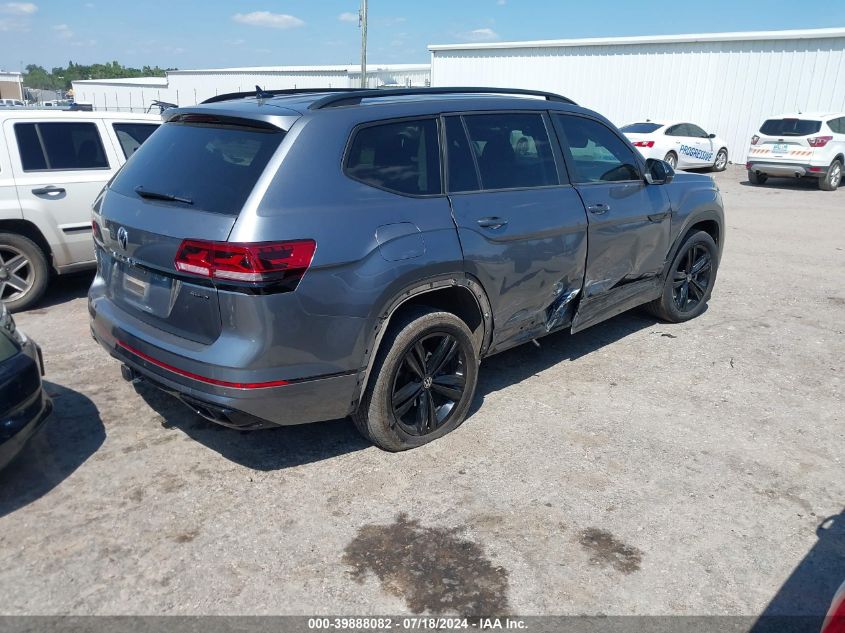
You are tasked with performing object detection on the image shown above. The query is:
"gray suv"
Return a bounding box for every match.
[89,87,724,451]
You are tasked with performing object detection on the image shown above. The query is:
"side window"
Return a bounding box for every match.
[14,122,109,171]
[829,118,844,134]
[665,124,682,137]
[687,124,708,138]
[462,112,558,190]
[555,115,641,184]
[113,123,159,159]
[444,116,479,193]
[345,118,441,196]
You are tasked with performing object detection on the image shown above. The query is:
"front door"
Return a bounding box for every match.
[444,112,589,350]
[4,118,118,268]
[552,113,672,331]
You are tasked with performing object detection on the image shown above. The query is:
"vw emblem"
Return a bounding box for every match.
[117,226,129,251]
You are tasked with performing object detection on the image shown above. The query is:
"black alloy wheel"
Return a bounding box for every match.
[673,243,713,313]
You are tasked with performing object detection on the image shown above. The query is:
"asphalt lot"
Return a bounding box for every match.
[0,166,842,618]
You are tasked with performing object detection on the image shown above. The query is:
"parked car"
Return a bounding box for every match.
[0,110,161,311]
[822,579,845,633]
[0,301,51,470]
[621,121,729,172]
[89,87,724,451]
[0,99,25,108]
[746,113,844,190]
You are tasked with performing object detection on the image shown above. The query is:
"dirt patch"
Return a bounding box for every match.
[343,513,509,616]
[578,527,642,574]
[172,529,200,543]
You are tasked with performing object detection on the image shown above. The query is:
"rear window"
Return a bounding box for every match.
[110,118,284,215]
[620,123,663,134]
[760,119,822,137]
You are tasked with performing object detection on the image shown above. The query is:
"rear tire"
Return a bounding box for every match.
[0,232,49,312]
[352,307,479,452]
[819,159,842,191]
[664,152,678,170]
[748,170,768,185]
[647,231,719,323]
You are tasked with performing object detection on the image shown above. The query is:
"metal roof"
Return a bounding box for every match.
[428,27,845,51]
[167,64,430,75]
[72,77,168,86]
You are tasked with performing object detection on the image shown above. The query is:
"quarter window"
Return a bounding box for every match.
[14,122,109,171]
[113,123,159,158]
[345,119,441,196]
[555,115,641,184]
[462,113,558,190]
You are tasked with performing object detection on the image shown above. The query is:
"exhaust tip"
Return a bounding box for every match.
[120,364,137,382]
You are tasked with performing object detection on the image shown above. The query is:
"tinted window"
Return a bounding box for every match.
[15,122,109,171]
[687,124,708,138]
[760,119,822,136]
[113,123,159,158]
[620,122,663,134]
[462,113,557,190]
[110,118,284,216]
[556,115,641,183]
[345,119,441,196]
[444,116,479,193]
[827,118,844,134]
[665,124,685,137]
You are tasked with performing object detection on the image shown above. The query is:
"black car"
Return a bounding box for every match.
[0,302,51,469]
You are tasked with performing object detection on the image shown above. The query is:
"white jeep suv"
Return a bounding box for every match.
[0,110,160,310]
[746,113,844,191]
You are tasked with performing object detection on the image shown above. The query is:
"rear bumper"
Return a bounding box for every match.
[89,300,359,429]
[747,161,827,178]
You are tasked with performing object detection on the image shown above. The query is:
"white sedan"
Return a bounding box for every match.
[620,121,729,172]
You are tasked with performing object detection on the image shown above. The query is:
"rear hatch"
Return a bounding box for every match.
[95,112,288,344]
[751,118,824,162]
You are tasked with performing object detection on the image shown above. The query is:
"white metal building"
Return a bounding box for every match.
[71,64,430,113]
[0,71,24,101]
[429,28,845,162]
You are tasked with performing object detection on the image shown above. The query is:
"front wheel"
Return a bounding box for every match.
[819,159,842,191]
[353,307,479,452]
[0,233,49,312]
[647,231,719,323]
[712,148,728,172]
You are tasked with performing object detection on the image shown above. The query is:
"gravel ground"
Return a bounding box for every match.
[0,166,842,618]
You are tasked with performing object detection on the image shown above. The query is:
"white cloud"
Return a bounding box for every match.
[53,23,73,39]
[338,11,358,23]
[232,11,304,29]
[1,2,37,14]
[462,27,499,42]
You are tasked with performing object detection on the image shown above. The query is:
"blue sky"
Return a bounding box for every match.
[1,0,843,71]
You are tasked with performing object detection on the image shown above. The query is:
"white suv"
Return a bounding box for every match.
[746,113,844,191]
[0,110,160,310]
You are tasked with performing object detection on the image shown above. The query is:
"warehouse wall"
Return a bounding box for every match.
[431,36,845,162]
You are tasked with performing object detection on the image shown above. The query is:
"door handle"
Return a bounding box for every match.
[477,217,508,229]
[587,203,610,215]
[32,186,66,196]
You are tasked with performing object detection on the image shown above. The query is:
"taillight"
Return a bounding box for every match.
[808,135,833,148]
[174,239,316,287]
[751,135,760,145]
[632,141,655,148]
[92,220,103,243]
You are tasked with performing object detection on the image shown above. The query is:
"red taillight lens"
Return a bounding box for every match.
[174,239,316,285]
[808,135,833,147]
[751,135,760,145]
[632,140,655,148]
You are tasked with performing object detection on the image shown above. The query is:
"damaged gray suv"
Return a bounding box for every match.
[89,87,724,451]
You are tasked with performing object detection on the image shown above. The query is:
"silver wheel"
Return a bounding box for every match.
[0,244,35,303]
[830,162,842,188]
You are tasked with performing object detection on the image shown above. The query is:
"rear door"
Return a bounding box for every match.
[5,117,121,268]
[552,113,671,332]
[96,114,287,343]
[445,112,588,349]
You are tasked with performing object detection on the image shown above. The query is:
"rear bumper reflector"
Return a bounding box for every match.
[116,341,289,389]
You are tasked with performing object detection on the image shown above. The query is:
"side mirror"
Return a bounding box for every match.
[708,133,716,139]
[644,158,675,185]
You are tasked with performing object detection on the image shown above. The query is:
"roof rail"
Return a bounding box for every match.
[201,87,362,105]
[308,87,577,109]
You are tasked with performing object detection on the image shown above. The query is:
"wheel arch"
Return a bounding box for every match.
[0,219,53,268]
[666,211,723,275]
[352,274,493,410]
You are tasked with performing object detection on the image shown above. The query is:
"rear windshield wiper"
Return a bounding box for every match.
[134,186,193,205]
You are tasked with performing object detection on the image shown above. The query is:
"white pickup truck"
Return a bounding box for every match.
[0,110,160,310]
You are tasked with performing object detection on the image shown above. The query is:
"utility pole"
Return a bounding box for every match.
[359,0,368,88]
